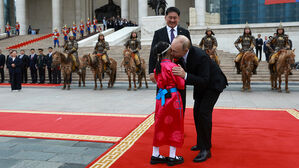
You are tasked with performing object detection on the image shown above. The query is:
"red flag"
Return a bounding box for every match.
[265,0,296,5]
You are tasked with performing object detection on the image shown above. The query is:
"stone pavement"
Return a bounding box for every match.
[0,82,299,113]
[0,137,113,168]
[0,82,299,168]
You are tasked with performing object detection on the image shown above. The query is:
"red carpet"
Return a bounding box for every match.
[0,110,147,142]
[6,33,53,50]
[106,108,299,168]
[0,83,63,87]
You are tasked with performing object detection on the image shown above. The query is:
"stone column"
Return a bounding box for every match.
[195,0,205,26]
[15,0,27,35]
[138,0,148,25]
[121,0,129,19]
[0,0,5,33]
[52,0,62,32]
[75,0,81,25]
[166,0,175,8]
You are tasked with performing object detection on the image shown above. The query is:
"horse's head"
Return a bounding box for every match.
[82,54,91,67]
[285,49,296,66]
[241,52,255,75]
[52,52,62,66]
[123,49,133,66]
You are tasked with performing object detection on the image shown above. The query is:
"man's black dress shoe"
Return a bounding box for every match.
[193,150,211,163]
[150,155,168,164]
[190,145,200,151]
[167,156,184,166]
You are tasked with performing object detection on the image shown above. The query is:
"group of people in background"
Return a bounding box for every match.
[0,48,61,90]
[102,16,138,31]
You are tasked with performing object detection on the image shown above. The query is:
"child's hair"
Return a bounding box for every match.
[154,41,171,74]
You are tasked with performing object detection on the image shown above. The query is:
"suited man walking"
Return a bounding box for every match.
[0,49,5,83]
[18,49,29,83]
[46,47,54,83]
[172,35,228,163]
[149,7,192,110]
[256,34,263,61]
[29,49,38,83]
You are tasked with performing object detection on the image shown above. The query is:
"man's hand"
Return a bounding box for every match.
[12,64,15,68]
[149,73,156,84]
[172,65,186,79]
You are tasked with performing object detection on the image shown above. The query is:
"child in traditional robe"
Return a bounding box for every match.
[150,42,185,166]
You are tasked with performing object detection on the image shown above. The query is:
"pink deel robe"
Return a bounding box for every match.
[153,59,185,148]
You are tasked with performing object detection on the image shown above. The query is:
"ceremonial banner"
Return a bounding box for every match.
[265,0,299,5]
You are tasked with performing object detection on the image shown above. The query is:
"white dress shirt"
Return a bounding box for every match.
[166,25,178,43]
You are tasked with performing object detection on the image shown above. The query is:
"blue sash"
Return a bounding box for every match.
[156,88,177,106]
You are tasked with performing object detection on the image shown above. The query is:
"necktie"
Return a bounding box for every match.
[170,28,175,43]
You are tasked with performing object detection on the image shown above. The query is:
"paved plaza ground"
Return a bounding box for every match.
[0,82,298,168]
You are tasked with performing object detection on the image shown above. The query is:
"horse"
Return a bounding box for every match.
[52,52,88,90]
[270,49,295,93]
[121,49,148,91]
[84,54,117,89]
[83,54,103,90]
[240,51,258,92]
[206,49,220,65]
[148,0,167,15]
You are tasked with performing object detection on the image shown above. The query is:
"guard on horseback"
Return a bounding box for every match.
[266,22,290,73]
[63,33,79,71]
[94,33,111,71]
[199,28,219,65]
[124,32,142,74]
[234,22,258,74]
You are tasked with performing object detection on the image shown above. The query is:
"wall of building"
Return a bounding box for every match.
[27,0,52,34]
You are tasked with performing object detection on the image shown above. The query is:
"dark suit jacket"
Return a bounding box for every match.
[0,54,5,67]
[29,54,37,68]
[18,54,29,68]
[46,53,53,68]
[7,57,22,74]
[185,46,228,100]
[256,38,263,49]
[149,26,192,74]
[37,54,46,69]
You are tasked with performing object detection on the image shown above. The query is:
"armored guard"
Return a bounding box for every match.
[64,33,79,71]
[94,33,111,71]
[199,28,219,65]
[124,32,142,73]
[266,22,290,66]
[234,22,258,74]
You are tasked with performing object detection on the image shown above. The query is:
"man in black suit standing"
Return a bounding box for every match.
[256,34,263,61]
[172,35,228,163]
[37,49,46,84]
[18,49,29,83]
[46,47,53,83]
[6,50,12,83]
[7,50,22,91]
[0,49,5,83]
[29,49,38,83]
[149,7,191,110]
